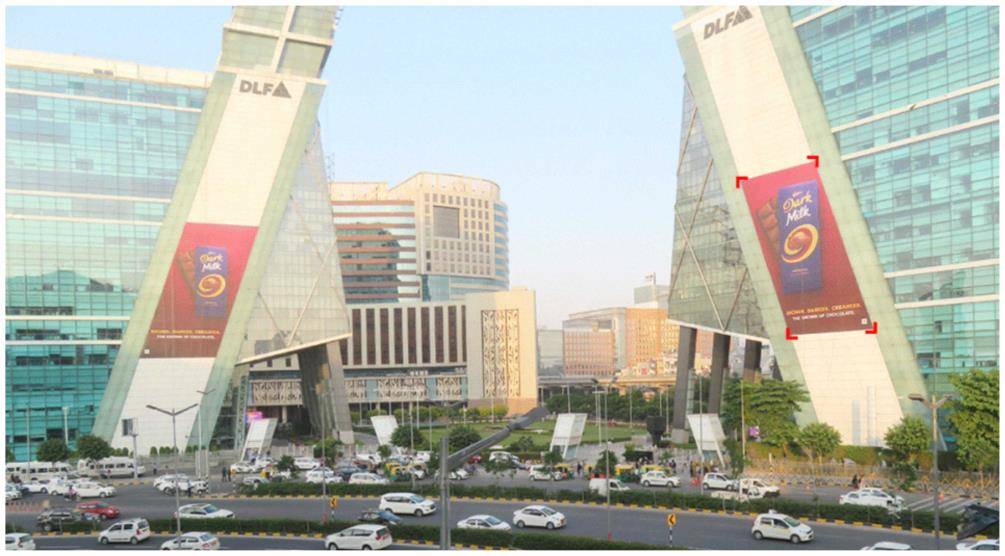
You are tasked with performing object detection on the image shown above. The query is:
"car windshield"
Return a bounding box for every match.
[199,534,213,542]
[783,517,801,528]
[202,505,218,513]
[484,516,502,525]
[409,495,424,503]
[538,507,556,516]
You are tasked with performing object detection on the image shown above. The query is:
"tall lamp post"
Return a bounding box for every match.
[908,393,952,550]
[196,388,215,479]
[147,403,197,536]
[61,407,70,447]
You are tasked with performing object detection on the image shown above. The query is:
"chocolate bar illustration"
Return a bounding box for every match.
[776,180,822,293]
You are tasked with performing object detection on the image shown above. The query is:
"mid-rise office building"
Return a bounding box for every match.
[669,5,998,444]
[536,328,564,375]
[331,172,509,303]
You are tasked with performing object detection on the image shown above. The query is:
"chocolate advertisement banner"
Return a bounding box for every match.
[743,162,871,335]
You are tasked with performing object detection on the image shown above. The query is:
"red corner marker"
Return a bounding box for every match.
[806,155,819,168]
[735,176,749,189]
[785,327,798,341]
[865,322,878,335]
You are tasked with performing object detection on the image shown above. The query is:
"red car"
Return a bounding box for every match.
[76,501,120,520]
[467,454,483,464]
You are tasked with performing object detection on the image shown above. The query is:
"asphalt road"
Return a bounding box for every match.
[8,482,950,550]
[34,535,431,550]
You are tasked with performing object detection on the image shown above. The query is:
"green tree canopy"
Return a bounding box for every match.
[6,446,16,462]
[390,425,426,451]
[75,434,113,461]
[884,416,929,463]
[36,438,70,463]
[594,449,618,473]
[276,455,296,473]
[799,422,842,463]
[377,444,392,460]
[721,378,808,453]
[948,370,999,473]
[543,448,564,467]
[447,425,482,452]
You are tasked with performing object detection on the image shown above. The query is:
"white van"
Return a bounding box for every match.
[379,493,437,517]
[588,477,630,496]
[6,461,72,482]
[92,457,145,479]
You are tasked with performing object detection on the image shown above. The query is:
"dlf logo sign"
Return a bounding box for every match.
[703,6,753,39]
[239,80,291,98]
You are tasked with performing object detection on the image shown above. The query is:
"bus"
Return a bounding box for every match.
[78,457,145,479]
[5,461,73,482]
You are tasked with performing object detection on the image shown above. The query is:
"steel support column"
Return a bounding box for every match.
[670,326,697,443]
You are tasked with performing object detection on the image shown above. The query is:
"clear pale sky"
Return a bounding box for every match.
[6,5,686,328]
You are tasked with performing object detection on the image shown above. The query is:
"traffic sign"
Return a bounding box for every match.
[667,513,676,527]
[329,496,339,509]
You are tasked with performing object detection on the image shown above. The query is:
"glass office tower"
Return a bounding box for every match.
[5,50,210,459]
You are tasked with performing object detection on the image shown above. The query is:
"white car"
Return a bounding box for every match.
[457,515,511,531]
[356,453,382,465]
[5,533,35,551]
[701,472,734,490]
[839,488,904,511]
[957,539,1000,550]
[41,479,74,496]
[350,472,389,485]
[449,468,470,481]
[739,478,781,497]
[414,451,431,463]
[861,541,913,550]
[98,518,151,545]
[751,511,814,544]
[251,458,276,472]
[324,524,392,550]
[160,532,220,550]
[20,480,48,494]
[229,462,255,474]
[640,471,680,488]
[175,503,234,520]
[305,469,343,485]
[73,482,116,499]
[528,466,562,481]
[242,476,270,486]
[512,505,566,530]
[294,457,320,470]
[6,483,23,500]
[156,477,208,495]
[379,493,437,517]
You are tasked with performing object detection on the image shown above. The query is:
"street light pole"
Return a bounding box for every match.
[146,403,197,536]
[62,406,70,447]
[196,389,215,480]
[908,393,952,550]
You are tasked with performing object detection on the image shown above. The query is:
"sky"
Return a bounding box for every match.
[6,5,686,328]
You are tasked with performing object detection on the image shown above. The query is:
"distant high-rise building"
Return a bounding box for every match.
[669,6,998,444]
[332,172,509,303]
[536,328,564,375]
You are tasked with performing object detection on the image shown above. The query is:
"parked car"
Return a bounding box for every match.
[640,470,680,488]
[7,483,23,501]
[76,502,120,520]
[861,541,913,550]
[36,509,99,532]
[701,473,734,491]
[160,532,220,550]
[751,511,814,544]
[72,482,116,499]
[334,466,362,482]
[457,514,511,531]
[229,462,255,474]
[379,493,437,517]
[528,465,563,481]
[358,509,402,527]
[512,505,566,530]
[839,488,904,512]
[98,518,151,545]
[306,469,343,485]
[324,524,392,550]
[350,472,389,485]
[957,539,1000,550]
[355,453,382,466]
[414,451,431,463]
[294,457,320,471]
[449,468,470,481]
[175,504,234,520]
[5,533,35,551]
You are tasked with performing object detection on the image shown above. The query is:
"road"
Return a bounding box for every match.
[34,535,431,550]
[8,482,951,550]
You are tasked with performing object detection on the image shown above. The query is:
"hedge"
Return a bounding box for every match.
[142,518,682,550]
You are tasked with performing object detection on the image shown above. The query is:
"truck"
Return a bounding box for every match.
[588,477,630,496]
[709,478,778,501]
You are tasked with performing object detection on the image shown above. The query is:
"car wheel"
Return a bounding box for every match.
[362,545,372,550]
[790,535,801,544]
[515,520,525,529]
[41,488,48,494]
[44,524,53,532]
[131,537,139,545]
[100,537,109,545]
[546,522,555,530]
[753,531,763,540]
[414,509,422,517]
[642,481,650,487]
[326,543,337,550]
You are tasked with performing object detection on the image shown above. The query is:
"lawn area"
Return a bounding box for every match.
[406,419,649,452]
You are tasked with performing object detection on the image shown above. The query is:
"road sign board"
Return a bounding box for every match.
[667,513,676,527]
[329,496,338,509]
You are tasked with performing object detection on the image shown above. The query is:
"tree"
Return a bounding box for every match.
[447,426,481,452]
[377,444,392,460]
[390,425,425,451]
[6,446,16,462]
[885,416,929,463]
[37,439,70,463]
[313,438,342,461]
[543,448,564,467]
[948,370,999,474]
[276,455,296,476]
[75,435,113,461]
[594,449,618,475]
[508,436,539,454]
[799,423,841,465]
[720,378,809,455]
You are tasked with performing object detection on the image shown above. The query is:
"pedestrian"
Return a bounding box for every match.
[153,464,158,476]
[576,462,583,477]
[221,466,227,482]
[186,483,193,497]
[850,474,858,489]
